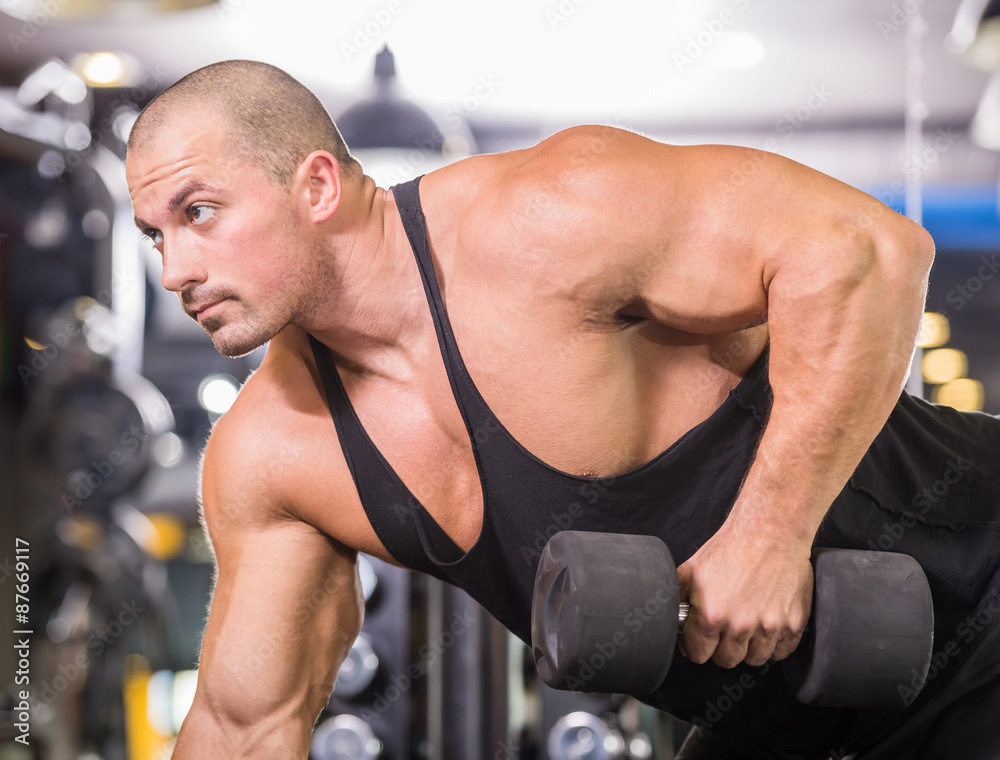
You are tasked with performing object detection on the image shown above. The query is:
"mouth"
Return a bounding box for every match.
[192,299,227,321]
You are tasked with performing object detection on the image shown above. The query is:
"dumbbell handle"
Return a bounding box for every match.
[678,602,690,631]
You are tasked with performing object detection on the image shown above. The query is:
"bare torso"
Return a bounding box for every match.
[233,147,769,564]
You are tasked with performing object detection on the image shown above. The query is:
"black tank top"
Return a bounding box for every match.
[309,176,1000,753]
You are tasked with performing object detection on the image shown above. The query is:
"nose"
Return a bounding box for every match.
[159,237,207,293]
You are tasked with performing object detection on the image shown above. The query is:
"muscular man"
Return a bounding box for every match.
[125,60,1000,758]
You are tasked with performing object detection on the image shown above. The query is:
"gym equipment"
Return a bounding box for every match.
[531,531,934,709]
[19,300,174,513]
[334,633,380,699]
[547,711,626,760]
[311,714,383,760]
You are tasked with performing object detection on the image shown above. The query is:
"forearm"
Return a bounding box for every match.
[727,222,934,546]
[173,701,312,759]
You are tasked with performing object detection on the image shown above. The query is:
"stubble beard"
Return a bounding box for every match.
[201,241,338,359]
[201,298,289,358]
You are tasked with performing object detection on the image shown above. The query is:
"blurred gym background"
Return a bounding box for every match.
[0,1,998,758]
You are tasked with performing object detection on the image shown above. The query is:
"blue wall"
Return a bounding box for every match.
[869,183,1000,251]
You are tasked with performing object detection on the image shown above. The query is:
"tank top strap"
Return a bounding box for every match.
[390,176,498,436]
[307,333,454,579]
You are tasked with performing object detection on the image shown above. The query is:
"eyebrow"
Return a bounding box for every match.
[133,179,220,231]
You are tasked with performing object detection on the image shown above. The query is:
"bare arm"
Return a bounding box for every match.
[659,144,933,667]
[173,413,363,757]
[513,126,934,667]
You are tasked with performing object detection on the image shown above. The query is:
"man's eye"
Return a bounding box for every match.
[143,229,163,246]
[188,205,216,225]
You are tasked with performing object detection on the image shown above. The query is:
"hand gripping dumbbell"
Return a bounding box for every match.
[531,531,935,709]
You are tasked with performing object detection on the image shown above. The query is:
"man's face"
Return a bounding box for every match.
[126,109,325,357]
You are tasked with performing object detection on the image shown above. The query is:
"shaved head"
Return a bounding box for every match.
[128,59,360,188]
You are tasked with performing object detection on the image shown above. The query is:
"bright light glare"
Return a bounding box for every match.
[706,32,767,71]
[112,109,140,142]
[82,302,120,357]
[172,670,199,734]
[358,554,378,601]
[917,312,951,348]
[55,74,88,104]
[146,670,175,737]
[922,349,968,385]
[629,735,654,760]
[971,74,1000,152]
[933,378,985,412]
[198,375,239,415]
[81,52,126,86]
[152,432,184,468]
[221,0,767,121]
[17,60,72,106]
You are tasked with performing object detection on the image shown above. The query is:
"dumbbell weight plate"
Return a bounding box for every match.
[783,548,934,709]
[531,531,679,695]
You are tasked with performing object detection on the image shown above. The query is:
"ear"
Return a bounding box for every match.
[294,151,342,224]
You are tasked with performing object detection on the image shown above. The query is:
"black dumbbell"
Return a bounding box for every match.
[531,531,934,709]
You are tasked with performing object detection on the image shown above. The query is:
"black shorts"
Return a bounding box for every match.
[678,609,1000,759]
[674,396,1000,758]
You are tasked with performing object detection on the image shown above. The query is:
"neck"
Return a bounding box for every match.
[297,175,430,377]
